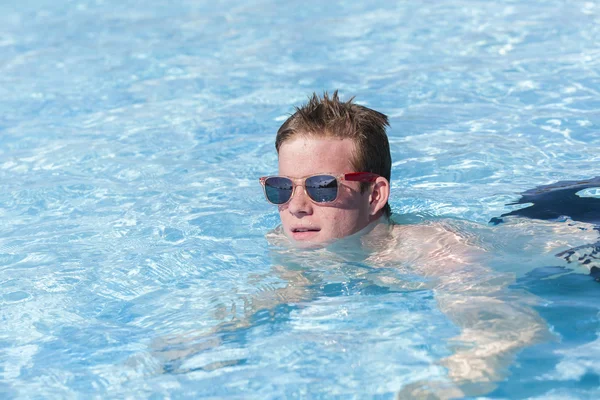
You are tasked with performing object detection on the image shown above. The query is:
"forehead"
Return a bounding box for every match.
[277,136,357,177]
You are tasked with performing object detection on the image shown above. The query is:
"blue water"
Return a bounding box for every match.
[1,0,600,398]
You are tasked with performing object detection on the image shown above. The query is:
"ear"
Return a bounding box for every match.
[368,177,390,217]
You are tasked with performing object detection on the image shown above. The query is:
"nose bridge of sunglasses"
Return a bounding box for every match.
[290,177,323,192]
[292,181,311,200]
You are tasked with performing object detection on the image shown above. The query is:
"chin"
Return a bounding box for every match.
[286,230,332,248]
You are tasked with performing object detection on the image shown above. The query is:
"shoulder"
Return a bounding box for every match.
[387,219,485,270]
[393,219,482,248]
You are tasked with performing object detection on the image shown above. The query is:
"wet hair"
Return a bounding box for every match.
[275,91,392,217]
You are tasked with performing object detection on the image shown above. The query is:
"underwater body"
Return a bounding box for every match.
[1,0,600,398]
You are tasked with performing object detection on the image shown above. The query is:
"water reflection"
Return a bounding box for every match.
[149,218,558,398]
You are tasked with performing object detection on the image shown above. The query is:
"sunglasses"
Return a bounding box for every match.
[259,172,379,205]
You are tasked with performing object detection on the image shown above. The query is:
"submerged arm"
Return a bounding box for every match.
[149,264,317,372]
[394,221,550,397]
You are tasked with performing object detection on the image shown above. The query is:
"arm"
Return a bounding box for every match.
[149,264,317,372]
[390,221,551,397]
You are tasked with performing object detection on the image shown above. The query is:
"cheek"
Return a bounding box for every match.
[325,209,357,230]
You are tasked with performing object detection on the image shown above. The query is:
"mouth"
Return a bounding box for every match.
[290,226,321,240]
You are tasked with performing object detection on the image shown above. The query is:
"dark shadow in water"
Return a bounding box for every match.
[490,176,600,227]
[490,177,600,271]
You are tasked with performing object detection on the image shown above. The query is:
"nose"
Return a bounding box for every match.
[285,184,313,216]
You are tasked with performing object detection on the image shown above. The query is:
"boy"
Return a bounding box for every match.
[260,92,551,397]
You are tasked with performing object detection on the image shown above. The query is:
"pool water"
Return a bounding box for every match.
[1,0,600,398]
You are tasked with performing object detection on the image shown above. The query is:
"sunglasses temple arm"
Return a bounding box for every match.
[343,172,379,182]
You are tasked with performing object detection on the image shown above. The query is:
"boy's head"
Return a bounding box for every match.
[264,91,392,244]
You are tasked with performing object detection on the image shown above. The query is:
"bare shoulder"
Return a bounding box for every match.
[393,219,483,250]
[387,219,485,272]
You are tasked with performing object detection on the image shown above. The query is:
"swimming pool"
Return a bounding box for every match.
[1,0,599,398]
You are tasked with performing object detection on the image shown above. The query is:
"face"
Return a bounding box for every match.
[277,136,375,245]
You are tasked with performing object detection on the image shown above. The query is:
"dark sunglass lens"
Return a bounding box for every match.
[264,177,293,204]
[305,175,338,202]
